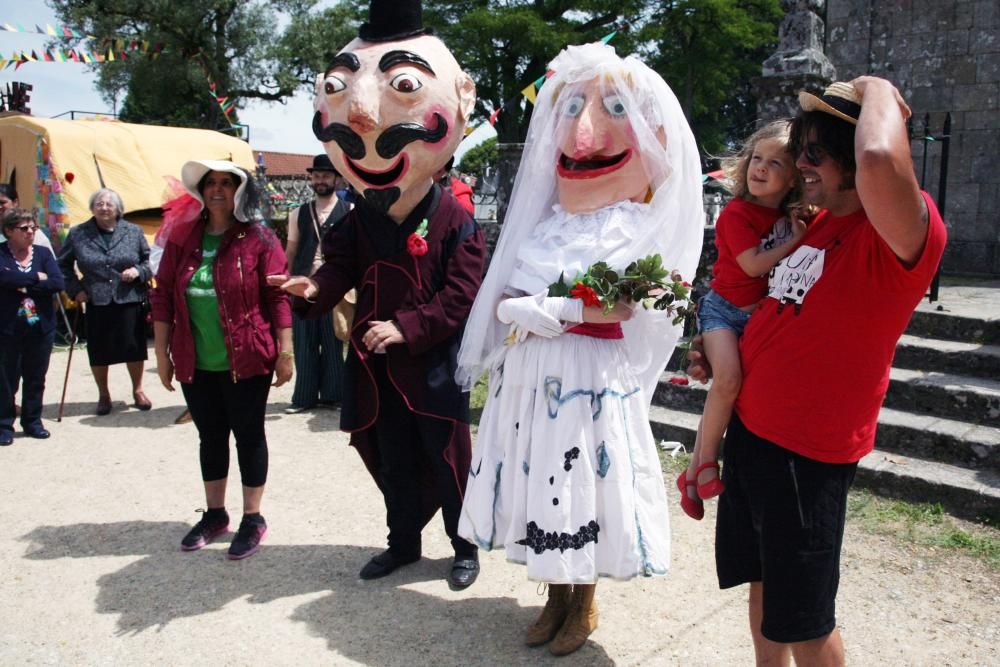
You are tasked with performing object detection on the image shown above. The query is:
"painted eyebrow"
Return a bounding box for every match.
[326,52,360,75]
[378,50,435,75]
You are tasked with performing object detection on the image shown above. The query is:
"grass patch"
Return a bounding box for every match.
[469,376,489,427]
[847,489,1000,570]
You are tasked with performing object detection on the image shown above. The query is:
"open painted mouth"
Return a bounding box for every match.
[346,154,409,188]
[557,149,632,180]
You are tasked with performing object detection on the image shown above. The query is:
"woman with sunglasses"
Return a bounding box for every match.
[0,209,65,446]
[0,184,53,252]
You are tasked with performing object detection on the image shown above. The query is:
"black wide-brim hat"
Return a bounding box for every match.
[799,81,861,125]
[359,0,431,43]
[306,153,339,174]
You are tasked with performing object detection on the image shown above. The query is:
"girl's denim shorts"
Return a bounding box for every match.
[697,289,752,335]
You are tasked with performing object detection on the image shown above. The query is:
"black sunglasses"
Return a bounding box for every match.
[800,142,829,167]
[14,225,37,232]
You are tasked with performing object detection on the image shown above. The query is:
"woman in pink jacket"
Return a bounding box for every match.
[151,160,292,560]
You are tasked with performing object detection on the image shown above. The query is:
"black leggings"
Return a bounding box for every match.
[181,370,272,488]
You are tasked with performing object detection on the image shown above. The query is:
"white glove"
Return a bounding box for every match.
[497,292,563,342]
[541,296,583,324]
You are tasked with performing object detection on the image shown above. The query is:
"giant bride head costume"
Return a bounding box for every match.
[312,0,476,221]
[457,42,704,392]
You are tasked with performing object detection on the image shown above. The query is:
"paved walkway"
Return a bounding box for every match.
[0,344,997,665]
[916,278,1000,321]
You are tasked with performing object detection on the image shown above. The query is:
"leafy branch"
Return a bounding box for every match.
[549,254,694,325]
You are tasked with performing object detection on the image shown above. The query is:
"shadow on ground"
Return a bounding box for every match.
[20,521,613,665]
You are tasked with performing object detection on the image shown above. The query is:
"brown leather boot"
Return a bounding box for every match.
[549,583,598,656]
[525,583,573,647]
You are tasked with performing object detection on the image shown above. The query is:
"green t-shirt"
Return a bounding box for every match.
[185,232,229,371]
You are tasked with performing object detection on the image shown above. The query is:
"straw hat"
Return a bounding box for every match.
[181,159,251,222]
[798,81,861,125]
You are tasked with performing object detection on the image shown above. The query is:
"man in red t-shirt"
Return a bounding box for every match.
[690,77,946,665]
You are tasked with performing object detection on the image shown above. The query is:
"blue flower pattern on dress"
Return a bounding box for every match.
[596,442,610,478]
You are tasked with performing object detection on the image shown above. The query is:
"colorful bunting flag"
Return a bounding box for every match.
[472,28,619,134]
[0,21,89,38]
[521,82,537,105]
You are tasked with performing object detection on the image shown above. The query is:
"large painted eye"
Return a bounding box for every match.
[602,95,627,117]
[390,73,422,93]
[324,75,346,94]
[562,95,585,118]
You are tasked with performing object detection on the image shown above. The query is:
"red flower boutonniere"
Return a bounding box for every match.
[569,282,601,307]
[407,218,429,257]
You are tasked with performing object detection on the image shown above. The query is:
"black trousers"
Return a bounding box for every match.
[0,330,54,435]
[370,363,475,558]
[181,370,271,488]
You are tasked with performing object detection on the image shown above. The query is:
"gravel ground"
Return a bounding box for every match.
[0,348,997,666]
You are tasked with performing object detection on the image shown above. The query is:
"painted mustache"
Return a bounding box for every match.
[312,113,365,160]
[311,111,449,160]
[375,113,448,159]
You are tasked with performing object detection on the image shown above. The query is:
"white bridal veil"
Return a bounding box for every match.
[456,42,704,395]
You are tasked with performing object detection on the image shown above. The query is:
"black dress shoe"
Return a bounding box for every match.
[359,549,420,580]
[0,432,12,446]
[25,427,50,439]
[447,554,480,590]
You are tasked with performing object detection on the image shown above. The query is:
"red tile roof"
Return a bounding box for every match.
[254,150,315,177]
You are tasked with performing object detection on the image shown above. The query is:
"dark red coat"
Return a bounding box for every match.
[299,187,485,523]
[151,219,291,383]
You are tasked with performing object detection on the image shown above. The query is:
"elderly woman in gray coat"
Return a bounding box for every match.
[58,188,153,415]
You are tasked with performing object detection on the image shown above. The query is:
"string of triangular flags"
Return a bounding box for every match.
[1,22,89,38]
[0,41,165,70]
[483,30,617,129]
[189,55,240,130]
[2,18,240,129]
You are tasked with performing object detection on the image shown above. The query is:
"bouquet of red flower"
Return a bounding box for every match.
[548,254,693,325]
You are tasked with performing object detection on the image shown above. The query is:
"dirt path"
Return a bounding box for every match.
[0,349,997,665]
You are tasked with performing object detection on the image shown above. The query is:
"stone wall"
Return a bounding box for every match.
[824,0,1000,276]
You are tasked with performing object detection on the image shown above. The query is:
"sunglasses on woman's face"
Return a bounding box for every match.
[14,225,37,233]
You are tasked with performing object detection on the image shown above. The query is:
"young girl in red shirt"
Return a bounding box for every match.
[678,120,809,519]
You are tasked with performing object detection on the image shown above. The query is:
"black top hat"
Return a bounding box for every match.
[306,154,339,174]
[358,0,431,43]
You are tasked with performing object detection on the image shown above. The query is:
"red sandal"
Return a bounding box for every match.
[695,461,725,500]
[675,471,704,520]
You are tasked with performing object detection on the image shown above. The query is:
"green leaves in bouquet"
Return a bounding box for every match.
[547,254,693,322]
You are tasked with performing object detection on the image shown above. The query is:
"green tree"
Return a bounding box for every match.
[639,0,782,156]
[49,0,363,130]
[458,137,497,180]
[424,1,646,143]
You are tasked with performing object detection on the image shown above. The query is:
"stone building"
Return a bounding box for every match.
[761,0,1000,277]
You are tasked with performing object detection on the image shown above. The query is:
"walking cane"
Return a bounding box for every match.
[57,303,82,422]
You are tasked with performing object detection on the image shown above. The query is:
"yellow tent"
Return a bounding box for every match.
[0,114,255,243]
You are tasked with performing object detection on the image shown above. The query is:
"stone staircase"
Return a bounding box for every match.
[652,285,1000,524]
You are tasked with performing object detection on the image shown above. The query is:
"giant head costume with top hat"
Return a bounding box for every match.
[312,0,476,220]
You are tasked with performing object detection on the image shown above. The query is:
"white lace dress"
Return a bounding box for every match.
[458,201,672,583]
